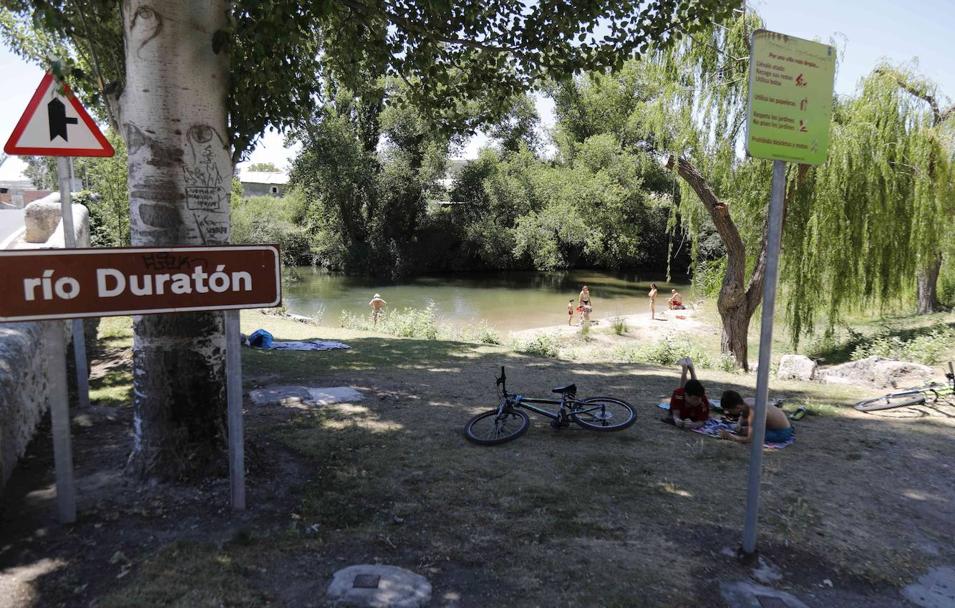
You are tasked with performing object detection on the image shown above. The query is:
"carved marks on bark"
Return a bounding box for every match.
[129,4,164,57]
[126,122,229,245]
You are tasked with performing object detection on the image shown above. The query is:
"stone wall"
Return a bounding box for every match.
[0,194,89,493]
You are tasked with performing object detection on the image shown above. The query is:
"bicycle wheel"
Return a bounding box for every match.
[464,409,530,445]
[570,397,636,431]
[854,392,926,412]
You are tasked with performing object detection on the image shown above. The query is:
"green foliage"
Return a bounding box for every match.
[610,317,629,335]
[850,325,955,365]
[230,189,311,265]
[291,81,438,277]
[784,65,955,342]
[246,162,280,172]
[22,157,57,190]
[339,304,439,340]
[614,336,737,372]
[517,333,561,359]
[692,257,726,299]
[62,131,131,248]
[2,1,734,161]
[489,95,542,153]
[470,321,502,345]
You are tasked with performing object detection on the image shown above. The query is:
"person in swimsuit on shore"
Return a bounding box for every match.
[578,286,592,326]
[648,283,658,320]
[717,390,794,444]
[668,289,685,310]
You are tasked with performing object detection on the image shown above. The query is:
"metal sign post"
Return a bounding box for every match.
[740,31,836,559]
[225,309,246,511]
[3,70,115,524]
[0,244,282,517]
[740,159,786,556]
[5,74,275,521]
[45,320,76,523]
[57,157,91,410]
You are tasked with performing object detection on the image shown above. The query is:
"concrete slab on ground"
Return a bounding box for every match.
[249,385,364,408]
[327,564,431,608]
[720,581,809,608]
[903,566,955,608]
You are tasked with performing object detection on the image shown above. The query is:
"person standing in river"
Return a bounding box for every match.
[648,283,658,320]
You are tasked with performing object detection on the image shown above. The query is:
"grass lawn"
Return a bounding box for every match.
[3,310,954,607]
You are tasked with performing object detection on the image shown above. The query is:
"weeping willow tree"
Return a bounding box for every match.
[637,11,814,369]
[784,66,955,341]
[549,9,812,370]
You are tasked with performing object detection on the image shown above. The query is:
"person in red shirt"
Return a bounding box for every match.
[663,357,710,429]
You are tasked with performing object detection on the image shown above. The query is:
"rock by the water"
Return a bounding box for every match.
[327,564,431,608]
[817,356,934,389]
[777,355,817,381]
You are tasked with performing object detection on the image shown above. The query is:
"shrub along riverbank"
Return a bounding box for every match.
[332,302,955,374]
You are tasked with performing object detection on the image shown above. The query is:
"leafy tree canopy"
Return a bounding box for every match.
[246,162,281,173]
[1,0,736,161]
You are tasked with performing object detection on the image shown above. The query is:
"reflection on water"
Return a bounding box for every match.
[282,267,693,331]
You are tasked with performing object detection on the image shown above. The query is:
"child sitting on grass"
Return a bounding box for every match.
[663,357,710,429]
[718,390,793,444]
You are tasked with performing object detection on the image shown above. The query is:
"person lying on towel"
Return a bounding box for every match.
[717,390,793,444]
[663,357,710,429]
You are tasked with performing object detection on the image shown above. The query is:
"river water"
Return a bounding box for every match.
[282,267,693,331]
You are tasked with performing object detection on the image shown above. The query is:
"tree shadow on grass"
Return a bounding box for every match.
[3,339,955,607]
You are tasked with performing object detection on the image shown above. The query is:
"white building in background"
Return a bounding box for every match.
[0,156,51,209]
[238,169,289,198]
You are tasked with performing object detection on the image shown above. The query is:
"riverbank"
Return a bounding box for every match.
[509,306,707,339]
[1,311,953,607]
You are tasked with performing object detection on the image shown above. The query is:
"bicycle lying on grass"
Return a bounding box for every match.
[854,362,955,412]
[463,367,637,445]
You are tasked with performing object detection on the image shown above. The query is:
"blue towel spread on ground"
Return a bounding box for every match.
[690,418,796,449]
[245,329,350,351]
[269,340,350,351]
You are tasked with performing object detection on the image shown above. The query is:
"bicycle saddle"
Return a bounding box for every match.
[552,383,577,395]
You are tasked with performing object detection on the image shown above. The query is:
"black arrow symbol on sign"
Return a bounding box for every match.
[47,98,78,142]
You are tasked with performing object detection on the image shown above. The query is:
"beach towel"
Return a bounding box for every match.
[690,419,796,449]
[269,340,350,351]
[244,329,350,351]
[658,399,722,411]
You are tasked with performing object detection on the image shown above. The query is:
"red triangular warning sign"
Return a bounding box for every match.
[3,73,114,157]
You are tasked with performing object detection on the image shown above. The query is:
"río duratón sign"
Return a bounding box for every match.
[0,245,281,322]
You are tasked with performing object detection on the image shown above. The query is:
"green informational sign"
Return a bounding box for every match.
[746,30,836,165]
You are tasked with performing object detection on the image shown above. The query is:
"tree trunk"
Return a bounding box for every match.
[720,302,751,370]
[668,157,807,371]
[122,0,232,479]
[916,254,942,314]
[668,155,753,370]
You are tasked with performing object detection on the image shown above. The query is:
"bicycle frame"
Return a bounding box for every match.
[892,362,955,401]
[495,367,576,422]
